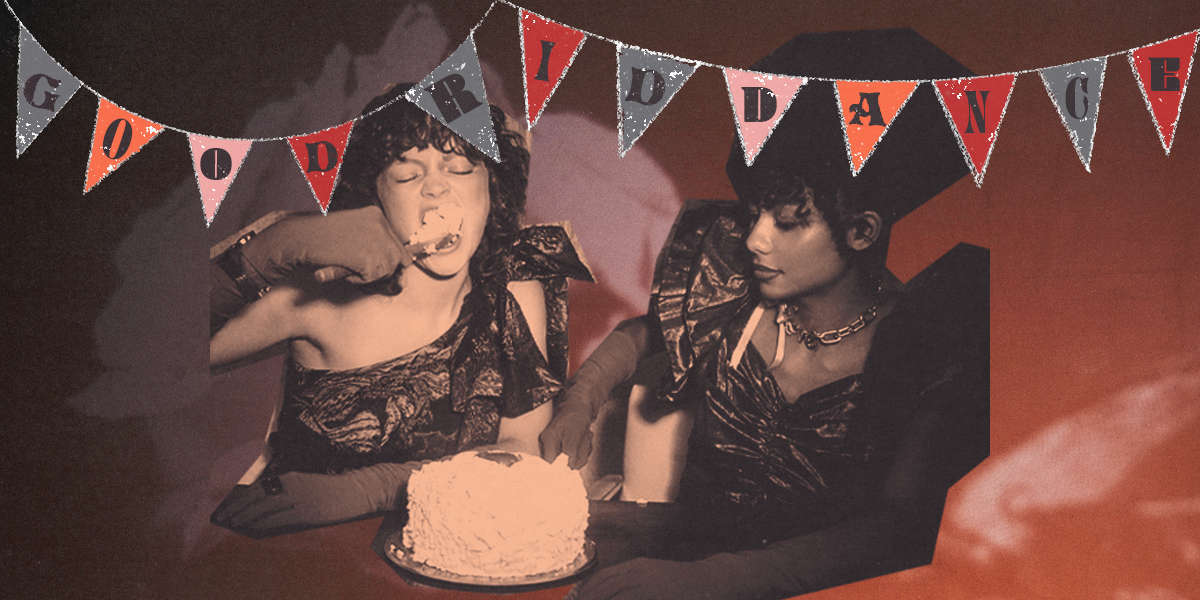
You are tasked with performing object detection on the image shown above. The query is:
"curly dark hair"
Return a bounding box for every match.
[328,84,530,292]
[739,160,890,276]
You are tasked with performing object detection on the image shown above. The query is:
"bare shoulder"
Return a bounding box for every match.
[506,279,546,317]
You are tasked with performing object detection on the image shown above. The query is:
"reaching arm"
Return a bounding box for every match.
[619,384,694,502]
[210,206,412,337]
[540,316,658,468]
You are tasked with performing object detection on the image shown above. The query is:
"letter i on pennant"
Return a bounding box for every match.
[933,74,1018,186]
[1128,31,1198,156]
[1039,57,1108,172]
[188,135,253,226]
[286,121,355,213]
[519,9,586,129]
[17,26,82,157]
[84,98,164,193]
[723,69,806,166]
[834,80,919,175]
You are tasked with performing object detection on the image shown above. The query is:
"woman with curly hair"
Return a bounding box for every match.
[208,84,591,538]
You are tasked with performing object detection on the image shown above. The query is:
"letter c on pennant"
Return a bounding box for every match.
[1066,76,1090,120]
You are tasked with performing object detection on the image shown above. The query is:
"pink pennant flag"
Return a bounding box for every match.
[834,80,919,175]
[286,121,355,213]
[188,135,253,226]
[934,74,1018,187]
[723,69,806,166]
[1128,31,1198,155]
[520,9,587,129]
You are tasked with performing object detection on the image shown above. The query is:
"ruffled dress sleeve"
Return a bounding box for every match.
[648,200,757,405]
[450,223,594,429]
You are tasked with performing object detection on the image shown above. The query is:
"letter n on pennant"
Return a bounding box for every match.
[84,98,164,194]
[933,74,1018,186]
[723,69,806,166]
[286,121,355,213]
[834,80,919,175]
[519,9,586,129]
[1128,31,1198,155]
[189,135,253,226]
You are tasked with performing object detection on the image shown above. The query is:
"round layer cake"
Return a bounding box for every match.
[402,450,590,578]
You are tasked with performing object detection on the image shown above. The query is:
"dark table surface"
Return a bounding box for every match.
[370,500,720,593]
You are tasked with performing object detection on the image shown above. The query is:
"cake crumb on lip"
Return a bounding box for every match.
[407,204,465,257]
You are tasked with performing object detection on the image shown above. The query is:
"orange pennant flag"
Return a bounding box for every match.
[84,98,164,193]
[834,80,919,175]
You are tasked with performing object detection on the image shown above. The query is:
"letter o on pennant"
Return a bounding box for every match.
[200,147,233,180]
[102,118,133,160]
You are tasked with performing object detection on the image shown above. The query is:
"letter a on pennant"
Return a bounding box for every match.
[834,80,919,175]
[189,135,253,226]
[723,69,806,166]
[1128,31,1198,155]
[286,121,354,213]
[1039,57,1107,171]
[616,45,697,157]
[520,9,586,129]
[84,99,164,193]
[406,36,499,161]
[17,26,82,158]
[933,74,1018,186]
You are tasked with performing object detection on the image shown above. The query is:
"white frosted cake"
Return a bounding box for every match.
[402,450,590,578]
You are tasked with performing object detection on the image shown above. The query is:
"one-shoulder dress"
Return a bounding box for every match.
[643,200,989,595]
[259,224,593,477]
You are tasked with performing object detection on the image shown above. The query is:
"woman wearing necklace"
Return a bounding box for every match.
[546,29,990,600]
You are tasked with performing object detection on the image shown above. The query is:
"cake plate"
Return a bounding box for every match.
[386,532,597,593]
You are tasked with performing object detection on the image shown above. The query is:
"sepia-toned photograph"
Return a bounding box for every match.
[4,1,1198,600]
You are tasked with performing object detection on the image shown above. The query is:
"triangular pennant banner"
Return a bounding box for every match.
[188,135,253,226]
[520,9,586,129]
[1039,57,1107,171]
[84,99,164,193]
[406,36,499,161]
[17,27,83,158]
[934,74,1018,186]
[616,45,697,157]
[723,69,806,166]
[834,80,919,175]
[286,121,355,213]
[1128,31,1198,155]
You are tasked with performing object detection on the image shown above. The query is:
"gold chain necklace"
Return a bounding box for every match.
[775,302,879,350]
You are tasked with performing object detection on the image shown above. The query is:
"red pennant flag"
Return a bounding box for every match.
[834,80,919,175]
[84,99,164,193]
[520,9,587,129]
[934,74,1018,186]
[286,121,355,212]
[1128,31,1198,155]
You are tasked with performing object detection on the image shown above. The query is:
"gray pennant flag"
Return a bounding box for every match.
[406,36,499,161]
[616,46,696,157]
[1039,57,1107,171]
[16,26,83,157]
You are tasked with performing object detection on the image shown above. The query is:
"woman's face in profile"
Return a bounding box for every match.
[746,200,851,301]
[376,145,491,278]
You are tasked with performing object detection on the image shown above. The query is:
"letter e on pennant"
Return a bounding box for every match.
[1128,31,1198,155]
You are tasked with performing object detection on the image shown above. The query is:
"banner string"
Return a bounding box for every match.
[5,0,1198,142]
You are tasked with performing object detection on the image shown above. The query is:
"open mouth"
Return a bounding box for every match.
[407,204,465,257]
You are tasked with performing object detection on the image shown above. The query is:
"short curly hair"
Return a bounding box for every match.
[328,84,530,289]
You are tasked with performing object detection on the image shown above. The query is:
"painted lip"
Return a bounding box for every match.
[752,264,781,280]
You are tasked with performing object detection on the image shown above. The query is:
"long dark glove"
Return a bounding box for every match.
[567,554,773,600]
[210,461,425,539]
[210,206,413,335]
[540,318,648,469]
